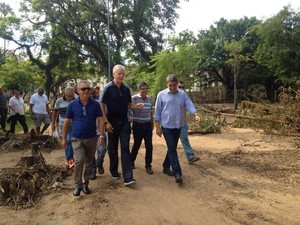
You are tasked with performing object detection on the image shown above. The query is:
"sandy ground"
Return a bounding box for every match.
[0,127,300,225]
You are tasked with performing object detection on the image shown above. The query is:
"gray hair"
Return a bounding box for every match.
[78,80,90,87]
[65,87,75,94]
[166,75,178,83]
[113,64,125,74]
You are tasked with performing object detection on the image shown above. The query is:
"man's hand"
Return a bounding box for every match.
[61,138,67,149]
[156,126,162,137]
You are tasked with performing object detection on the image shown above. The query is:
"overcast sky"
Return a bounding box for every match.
[175,0,300,33]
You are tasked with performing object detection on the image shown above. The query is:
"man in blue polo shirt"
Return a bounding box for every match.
[100,64,144,186]
[62,80,105,196]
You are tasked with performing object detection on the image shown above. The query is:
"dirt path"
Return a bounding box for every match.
[0,128,299,225]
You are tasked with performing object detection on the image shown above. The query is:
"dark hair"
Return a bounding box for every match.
[166,75,178,83]
[178,80,184,84]
[137,81,148,90]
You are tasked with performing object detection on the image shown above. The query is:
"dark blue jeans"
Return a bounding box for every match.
[107,119,133,181]
[131,121,153,168]
[162,127,182,176]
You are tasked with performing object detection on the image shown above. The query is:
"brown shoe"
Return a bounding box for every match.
[146,167,153,174]
[188,156,200,165]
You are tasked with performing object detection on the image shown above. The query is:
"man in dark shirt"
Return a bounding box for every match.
[0,86,8,132]
[100,64,143,186]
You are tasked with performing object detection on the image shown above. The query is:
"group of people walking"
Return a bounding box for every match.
[0,64,201,197]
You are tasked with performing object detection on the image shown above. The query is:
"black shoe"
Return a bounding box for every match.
[90,171,96,180]
[175,174,183,184]
[124,178,136,186]
[111,172,121,180]
[73,188,81,196]
[82,186,91,194]
[97,164,104,174]
[146,167,153,174]
[163,168,173,176]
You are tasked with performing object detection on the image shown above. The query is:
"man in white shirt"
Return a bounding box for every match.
[29,88,50,134]
[8,90,28,134]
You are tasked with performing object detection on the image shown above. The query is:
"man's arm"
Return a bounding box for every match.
[29,104,35,119]
[62,118,71,148]
[51,110,58,132]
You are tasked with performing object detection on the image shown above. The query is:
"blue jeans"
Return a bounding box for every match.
[92,133,107,173]
[131,121,153,168]
[59,121,73,161]
[180,121,195,161]
[107,119,133,181]
[162,127,182,176]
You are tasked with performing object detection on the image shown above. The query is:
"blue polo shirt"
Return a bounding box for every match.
[101,81,132,121]
[66,97,102,139]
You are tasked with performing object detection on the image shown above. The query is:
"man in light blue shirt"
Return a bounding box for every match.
[154,75,201,184]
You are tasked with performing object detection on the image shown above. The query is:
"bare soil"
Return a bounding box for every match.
[0,127,300,225]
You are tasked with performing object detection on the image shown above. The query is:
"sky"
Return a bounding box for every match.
[175,0,300,34]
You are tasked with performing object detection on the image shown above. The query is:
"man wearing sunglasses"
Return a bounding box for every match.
[62,80,105,196]
[177,80,200,164]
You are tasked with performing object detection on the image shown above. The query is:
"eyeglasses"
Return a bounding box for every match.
[82,107,86,116]
[178,86,184,89]
[80,87,91,92]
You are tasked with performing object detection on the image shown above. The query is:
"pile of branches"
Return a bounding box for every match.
[234,87,300,136]
[0,158,68,209]
[0,134,57,152]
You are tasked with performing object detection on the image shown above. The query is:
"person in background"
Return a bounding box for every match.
[29,88,50,135]
[0,86,9,133]
[62,80,105,196]
[100,64,144,186]
[51,87,75,168]
[90,87,107,180]
[177,80,200,164]
[154,75,201,184]
[94,86,101,100]
[130,81,154,174]
[8,90,28,135]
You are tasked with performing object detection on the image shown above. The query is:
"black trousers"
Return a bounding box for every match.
[0,107,7,130]
[130,121,153,168]
[10,114,28,133]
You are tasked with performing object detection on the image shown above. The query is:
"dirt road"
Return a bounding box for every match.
[0,128,299,225]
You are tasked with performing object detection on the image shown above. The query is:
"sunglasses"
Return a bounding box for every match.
[178,86,184,89]
[80,87,91,92]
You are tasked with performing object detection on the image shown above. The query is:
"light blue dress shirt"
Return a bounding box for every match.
[154,88,197,129]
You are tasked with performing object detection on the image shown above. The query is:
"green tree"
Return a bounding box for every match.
[0,57,42,96]
[255,6,300,87]
[21,0,182,76]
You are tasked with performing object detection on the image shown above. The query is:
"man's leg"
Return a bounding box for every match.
[18,115,29,133]
[162,127,182,176]
[180,121,195,160]
[144,122,153,169]
[108,124,120,178]
[0,108,7,131]
[130,122,143,168]
[119,121,134,183]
